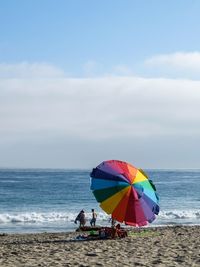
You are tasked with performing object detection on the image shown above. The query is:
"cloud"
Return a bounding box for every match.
[83,52,200,79]
[1,65,200,141]
[144,52,200,79]
[145,51,200,69]
[1,61,200,168]
[0,62,65,79]
[82,60,104,77]
[111,65,133,76]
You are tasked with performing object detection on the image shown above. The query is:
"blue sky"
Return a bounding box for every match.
[1,1,200,168]
[1,0,199,74]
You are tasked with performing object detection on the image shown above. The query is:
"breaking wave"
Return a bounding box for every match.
[159,210,200,220]
[0,210,199,225]
[0,212,110,224]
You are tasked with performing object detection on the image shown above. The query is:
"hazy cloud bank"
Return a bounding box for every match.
[1,56,200,168]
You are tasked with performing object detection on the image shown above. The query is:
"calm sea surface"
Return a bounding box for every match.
[0,169,199,233]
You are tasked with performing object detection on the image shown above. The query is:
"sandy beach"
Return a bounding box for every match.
[0,225,199,267]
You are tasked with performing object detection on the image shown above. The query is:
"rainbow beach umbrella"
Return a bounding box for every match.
[90,160,159,226]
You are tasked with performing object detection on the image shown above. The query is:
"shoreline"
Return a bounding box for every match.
[0,225,199,266]
[1,222,200,234]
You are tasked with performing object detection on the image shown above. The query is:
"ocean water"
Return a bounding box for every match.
[0,169,199,233]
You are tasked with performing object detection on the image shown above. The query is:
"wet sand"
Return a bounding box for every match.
[0,225,199,266]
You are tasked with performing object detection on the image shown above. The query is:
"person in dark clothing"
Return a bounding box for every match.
[74,210,86,227]
[90,209,97,226]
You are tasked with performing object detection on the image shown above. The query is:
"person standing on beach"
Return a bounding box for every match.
[90,209,97,227]
[110,217,116,227]
[74,210,86,228]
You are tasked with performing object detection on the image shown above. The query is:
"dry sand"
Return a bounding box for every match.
[0,225,199,267]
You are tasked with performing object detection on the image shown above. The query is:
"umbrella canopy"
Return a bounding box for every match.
[90,160,159,226]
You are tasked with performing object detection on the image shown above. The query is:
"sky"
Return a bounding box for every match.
[1,0,200,169]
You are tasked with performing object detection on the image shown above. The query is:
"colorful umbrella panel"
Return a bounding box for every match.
[90,160,159,226]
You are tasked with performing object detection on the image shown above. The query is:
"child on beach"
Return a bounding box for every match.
[90,209,97,226]
[74,210,86,228]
